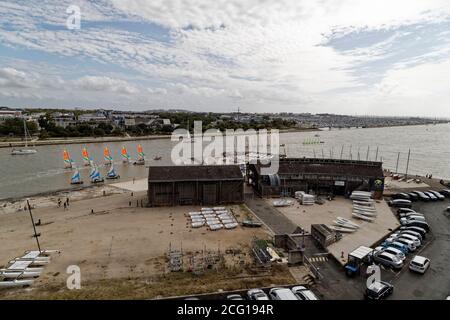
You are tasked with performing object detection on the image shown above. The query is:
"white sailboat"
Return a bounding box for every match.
[11,118,37,155]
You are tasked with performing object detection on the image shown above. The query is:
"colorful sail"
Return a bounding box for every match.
[71,169,81,183]
[82,148,91,166]
[137,144,145,161]
[63,150,74,168]
[121,146,131,162]
[103,147,113,163]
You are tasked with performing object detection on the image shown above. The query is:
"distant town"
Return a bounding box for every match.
[0,106,448,139]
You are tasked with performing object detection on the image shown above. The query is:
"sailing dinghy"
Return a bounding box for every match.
[106,164,120,180]
[89,165,104,184]
[10,118,37,155]
[121,146,131,163]
[63,150,74,168]
[82,148,92,166]
[70,168,83,185]
[133,144,145,165]
[103,147,113,165]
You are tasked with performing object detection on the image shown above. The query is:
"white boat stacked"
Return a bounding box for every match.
[329,225,356,233]
[336,217,360,228]
[273,199,294,207]
[352,212,375,222]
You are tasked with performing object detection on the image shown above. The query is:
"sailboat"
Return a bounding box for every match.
[70,168,83,185]
[89,164,104,184]
[121,146,131,163]
[133,144,145,165]
[81,148,91,166]
[105,164,120,180]
[63,150,74,169]
[103,147,113,165]
[11,118,37,155]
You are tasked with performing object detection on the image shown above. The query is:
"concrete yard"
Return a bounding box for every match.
[267,197,400,264]
[111,178,148,192]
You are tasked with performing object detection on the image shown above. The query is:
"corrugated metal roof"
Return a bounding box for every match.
[148,165,244,182]
[349,246,373,259]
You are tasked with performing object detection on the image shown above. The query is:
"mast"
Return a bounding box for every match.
[23,118,28,148]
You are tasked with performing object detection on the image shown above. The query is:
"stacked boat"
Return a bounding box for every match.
[330,217,360,233]
[350,191,377,222]
[295,191,315,205]
[273,199,294,207]
[186,207,238,231]
[0,250,59,288]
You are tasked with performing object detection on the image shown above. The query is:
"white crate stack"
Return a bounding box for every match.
[187,207,238,230]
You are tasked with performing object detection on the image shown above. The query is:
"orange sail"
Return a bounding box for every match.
[103,147,112,162]
[63,150,73,168]
[82,148,91,166]
[121,146,130,162]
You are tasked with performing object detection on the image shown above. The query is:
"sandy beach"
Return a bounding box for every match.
[0,183,294,299]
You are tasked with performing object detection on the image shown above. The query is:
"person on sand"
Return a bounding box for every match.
[66,197,70,206]
[57,198,61,207]
[63,202,67,211]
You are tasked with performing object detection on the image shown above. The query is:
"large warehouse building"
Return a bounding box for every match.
[147,165,244,206]
[248,158,384,198]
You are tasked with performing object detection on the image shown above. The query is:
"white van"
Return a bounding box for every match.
[269,288,298,300]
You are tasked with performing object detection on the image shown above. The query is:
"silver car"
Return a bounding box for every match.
[247,289,269,300]
[397,234,421,247]
[374,246,405,261]
[291,286,319,300]
[373,252,404,270]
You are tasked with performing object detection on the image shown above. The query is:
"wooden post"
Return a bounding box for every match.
[375,146,379,161]
[395,152,400,173]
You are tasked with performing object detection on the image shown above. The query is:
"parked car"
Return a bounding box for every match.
[392,193,411,200]
[429,190,445,200]
[381,241,409,254]
[409,256,430,274]
[390,237,417,251]
[365,281,394,300]
[227,294,244,300]
[398,230,423,241]
[439,189,450,197]
[247,289,269,300]
[395,234,421,247]
[447,206,450,213]
[373,252,404,270]
[399,212,424,219]
[407,193,419,201]
[374,246,405,261]
[404,221,430,232]
[411,191,430,201]
[291,286,319,300]
[397,208,416,214]
[389,199,412,208]
[400,216,426,225]
[400,226,427,238]
[269,288,298,300]
[424,192,437,201]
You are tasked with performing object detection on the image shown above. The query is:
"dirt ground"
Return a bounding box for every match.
[0,189,294,299]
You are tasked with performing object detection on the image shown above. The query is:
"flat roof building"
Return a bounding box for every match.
[147,165,244,206]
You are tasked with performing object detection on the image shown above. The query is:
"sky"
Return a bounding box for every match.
[0,1,450,117]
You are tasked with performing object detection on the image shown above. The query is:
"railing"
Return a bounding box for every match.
[303,255,324,280]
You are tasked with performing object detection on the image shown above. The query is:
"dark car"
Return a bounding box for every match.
[411,191,430,202]
[439,189,450,198]
[400,226,427,237]
[405,221,430,232]
[365,281,394,300]
[388,199,412,208]
[397,208,416,214]
[392,193,411,200]
[407,193,419,201]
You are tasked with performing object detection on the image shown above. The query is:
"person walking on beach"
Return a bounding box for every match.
[63,202,67,210]
[66,197,70,207]
[57,198,61,207]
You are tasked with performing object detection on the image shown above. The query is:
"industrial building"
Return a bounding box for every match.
[247,158,384,198]
[147,165,244,206]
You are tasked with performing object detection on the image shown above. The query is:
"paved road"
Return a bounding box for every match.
[389,199,450,300]
[245,195,297,234]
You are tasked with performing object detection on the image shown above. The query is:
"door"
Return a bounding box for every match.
[202,183,217,205]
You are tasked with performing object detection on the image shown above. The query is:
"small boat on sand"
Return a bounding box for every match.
[353,209,377,217]
[242,220,263,228]
[336,217,360,228]
[353,204,376,212]
[153,155,162,160]
[70,168,83,185]
[273,199,294,207]
[333,219,359,229]
[329,225,356,233]
[106,164,120,180]
[352,212,375,222]
[0,279,33,288]
[89,165,104,184]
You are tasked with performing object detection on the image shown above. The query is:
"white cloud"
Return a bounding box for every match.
[74,76,139,94]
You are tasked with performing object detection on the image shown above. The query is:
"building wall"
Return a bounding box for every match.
[148,180,244,206]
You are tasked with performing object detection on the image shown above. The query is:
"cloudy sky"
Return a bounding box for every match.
[0,1,450,116]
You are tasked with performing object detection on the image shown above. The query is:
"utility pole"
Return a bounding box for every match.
[340,145,344,160]
[395,152,400,173]
[405,149,411,179]
[375,146,379,161]
[27,199,41,252]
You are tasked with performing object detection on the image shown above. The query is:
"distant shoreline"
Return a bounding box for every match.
[1,122,447,148]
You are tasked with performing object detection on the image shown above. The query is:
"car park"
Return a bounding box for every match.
[404,221,430,232]
[409,256,430,274]
[429,190,445,200]
[400,226,427,238]
[291,286,319,300]
[424,191,438,201]
[373,251,404,270]
[381,241,409,254]
[397,208,416,214]
[365,281,394,300]
[247,289,269,300]
[269,288,299,300]
[227,294,244,300]
[392,193,411,200]
[389,199,412,208]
